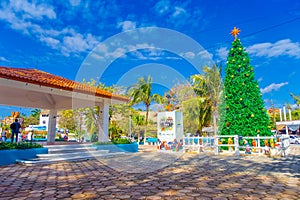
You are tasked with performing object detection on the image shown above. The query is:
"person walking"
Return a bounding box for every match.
[10,119,21,143]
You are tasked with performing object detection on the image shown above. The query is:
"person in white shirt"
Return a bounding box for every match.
[27,131,33,142]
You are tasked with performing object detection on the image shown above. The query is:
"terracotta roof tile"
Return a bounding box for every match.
[0,66,129,102]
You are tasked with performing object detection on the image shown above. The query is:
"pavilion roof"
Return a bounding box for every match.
[0,66,129,102]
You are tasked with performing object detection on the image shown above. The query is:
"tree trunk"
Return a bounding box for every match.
[144,104,149,143]
[213,111,217,136]
[198,114,203,136]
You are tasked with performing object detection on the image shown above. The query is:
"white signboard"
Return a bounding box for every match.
[157,110,183,143]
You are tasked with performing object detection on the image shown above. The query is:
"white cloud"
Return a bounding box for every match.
[62,33,99,56]
[257,77,263,82]
[92,42,184,61]
[260,82,288,94]
[0,56,8,62]
[69,0,81,7]
[154,0,170,15]
[107,47,127,58]
[217,39,300,61]
[247,39,300,59]
[40,36,60,48]
[216,47,228,61]
[118,20,136,32]
[127,43,154,51]
[1,1,56,20]
[0,1,101,56]
[172,6,186,17]
[198,50,213,60]
[181,52,195,59]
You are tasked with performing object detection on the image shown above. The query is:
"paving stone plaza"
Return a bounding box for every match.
[0,145,299,200]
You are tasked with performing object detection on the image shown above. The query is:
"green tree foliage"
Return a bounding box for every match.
[182,97,211,134]
[58,110,76,133]
[130,111,145,139]
[128,76,163,141]
[219,38,271,137]
[22,108,41,127]
[292,110,300,120]
[163,82,195,110]
[191,64,223,135]
[290,93,300,106]
[110,104,131,134]
[23,116,39,128]
[30,109,41,120]
[82,80,128,141]
[84,106,99,135]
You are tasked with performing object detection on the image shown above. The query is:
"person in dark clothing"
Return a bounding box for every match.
[10,119,21,143]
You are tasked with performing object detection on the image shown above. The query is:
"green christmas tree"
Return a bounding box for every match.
[219,27,271,137]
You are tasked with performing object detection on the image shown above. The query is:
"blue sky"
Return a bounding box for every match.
[0,0,300,117]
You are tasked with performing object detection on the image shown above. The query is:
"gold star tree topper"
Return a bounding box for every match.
[230,27,240,40]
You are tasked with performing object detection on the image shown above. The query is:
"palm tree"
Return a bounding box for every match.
[182,97,211,134]
[82,80,119,141]
[290,93,300,108]
[84,106,99,136]
[191,64,223,136]
[30,108,41,120]
[131,111,145,140]
[128,76,163,142]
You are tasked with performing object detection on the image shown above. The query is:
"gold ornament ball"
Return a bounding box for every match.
[240,98,243,101]
[231,75,234,78]
[242,82,245,85]
[257,130,260,133]
[256,85,259,88]
[246,74,249,76]
[226,122,230,127]
[251,114,254,117]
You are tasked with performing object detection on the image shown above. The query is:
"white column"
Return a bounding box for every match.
[47,109,57,144]
[98,101,109,142]
[279,109,282,121]
[289,109,292,121]
[283,106,287,121]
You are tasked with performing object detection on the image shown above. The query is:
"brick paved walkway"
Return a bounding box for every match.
[0,145,299,199]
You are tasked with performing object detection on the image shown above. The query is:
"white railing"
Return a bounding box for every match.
[214,135,240,156]
[183,136,214,153]
[183,134,290,157]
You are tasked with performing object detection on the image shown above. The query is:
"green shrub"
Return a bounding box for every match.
[111,138,131,144]
[0,142,43,150]
[93,138,132,145]
[91,132,98,142]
